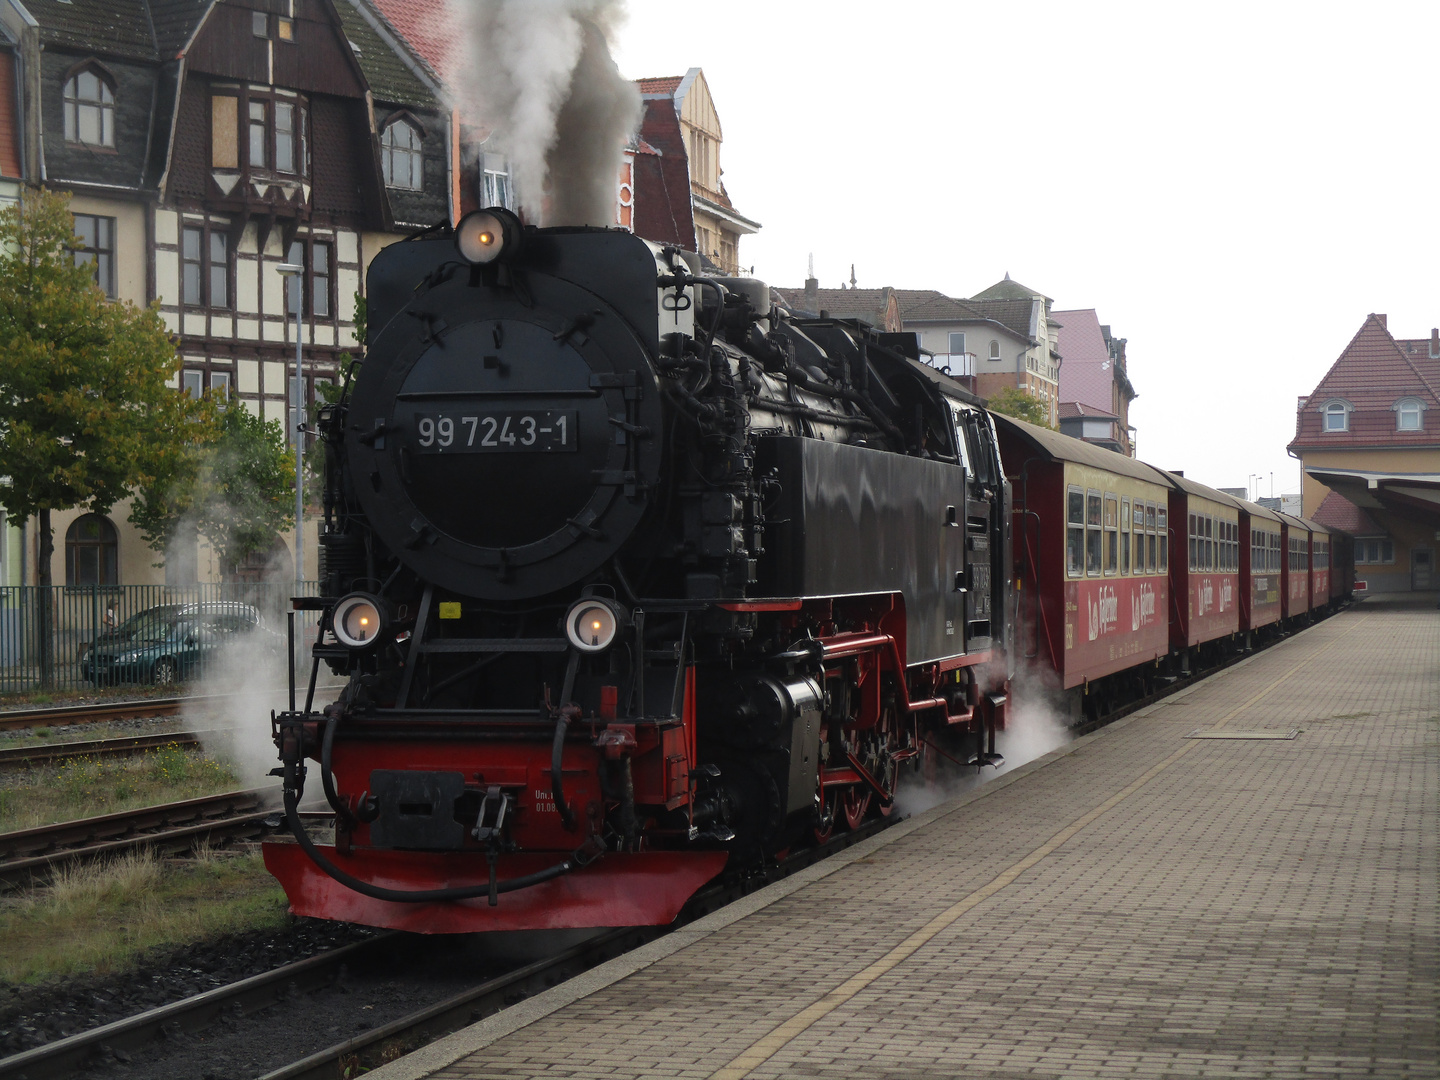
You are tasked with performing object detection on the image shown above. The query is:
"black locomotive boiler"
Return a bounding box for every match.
[264,211,1012,932]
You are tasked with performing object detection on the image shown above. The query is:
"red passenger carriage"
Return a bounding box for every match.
[995,417,1170,719]
[1237,497,1284,639]
[1278,513,1313,619]
[1166,476,1242,661]
[1308,521,1332,610]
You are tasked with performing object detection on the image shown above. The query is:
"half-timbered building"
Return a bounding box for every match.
[0,0,449,586]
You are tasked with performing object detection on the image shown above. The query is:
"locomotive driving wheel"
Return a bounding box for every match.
[813,785,838,844]
[842,787,872,830]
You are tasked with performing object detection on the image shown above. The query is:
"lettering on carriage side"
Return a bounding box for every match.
[1087,585,1118,641]
[1219,577,1233,612]
[1196,578,1214,617]
[1130,582,1156,630]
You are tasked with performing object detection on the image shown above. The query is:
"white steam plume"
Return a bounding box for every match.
[448,0,641,227]
[893,672,1074,817]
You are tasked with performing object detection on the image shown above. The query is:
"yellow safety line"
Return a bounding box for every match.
[708,616,1366,1080]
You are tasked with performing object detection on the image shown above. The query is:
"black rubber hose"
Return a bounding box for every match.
[552,710,577,831]
[283,781,583,903]
[319,711,356,825]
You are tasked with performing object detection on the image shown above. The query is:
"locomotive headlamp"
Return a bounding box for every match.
[455,208,521,265]
[332,593,387,650]
[564,597,627,654]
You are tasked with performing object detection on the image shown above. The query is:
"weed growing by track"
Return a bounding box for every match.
[0,743,239,832]
[0,847,288,983]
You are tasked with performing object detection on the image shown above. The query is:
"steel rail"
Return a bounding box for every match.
[0,729,211,769]
[0,934,398,1080]
[0,698,183,731]
[0,788,289,887]
[0,685,349,732]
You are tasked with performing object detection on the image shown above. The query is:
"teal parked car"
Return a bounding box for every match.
[81,602,283,686]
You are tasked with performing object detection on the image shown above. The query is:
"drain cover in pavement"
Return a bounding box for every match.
[1184,729,1299,740]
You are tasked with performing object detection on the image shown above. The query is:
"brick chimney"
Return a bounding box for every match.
[1431,327,1438,358]
[1373,313,1388,329]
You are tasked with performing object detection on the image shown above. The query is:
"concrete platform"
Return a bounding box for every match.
[375,596,1438,1080]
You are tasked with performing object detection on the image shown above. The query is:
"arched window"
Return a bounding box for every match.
[63,65,115,147]
[66,514,118,587]
[989,340,1001,360]
[380,117,422,190]
[1395,397,1425,432]
[1322,400,1351,432]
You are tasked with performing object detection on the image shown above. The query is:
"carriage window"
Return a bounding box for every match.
[1086,491,1103,576]
[1158,508,1167,571]
[1120,498,1131,575]
[1104,495,1118,574]
[1203,516,1212,570]
[1145,503,1156,573]
[1188,514,1198,571]
[1066,487,1084,577]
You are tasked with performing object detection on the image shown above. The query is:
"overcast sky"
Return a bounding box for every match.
[611,0,1439,499]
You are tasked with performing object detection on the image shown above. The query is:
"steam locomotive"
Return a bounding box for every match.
[263,211,1013,932]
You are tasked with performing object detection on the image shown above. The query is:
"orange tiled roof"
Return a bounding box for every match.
[1290,314,1440,451]
[637,76,683,96]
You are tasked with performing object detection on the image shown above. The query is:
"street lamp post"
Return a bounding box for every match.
[276,262,305,598]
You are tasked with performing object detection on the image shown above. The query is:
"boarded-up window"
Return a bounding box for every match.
[211,95,238,168]
[0,50,20,178]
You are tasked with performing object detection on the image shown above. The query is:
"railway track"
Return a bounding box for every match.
[0,816,891,1080]
[0,697,183,732]
[0,788,293,888]
[0,685,349,733]
[0,729,212,769]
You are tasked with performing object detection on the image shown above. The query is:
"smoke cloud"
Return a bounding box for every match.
[448,0,641,227]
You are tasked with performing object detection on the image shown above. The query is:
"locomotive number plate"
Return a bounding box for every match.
[413,410,578,453]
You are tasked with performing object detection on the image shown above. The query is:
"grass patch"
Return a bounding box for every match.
[0,848,289,984]
[0,744,239,833]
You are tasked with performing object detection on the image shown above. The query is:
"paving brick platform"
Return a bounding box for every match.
[376,596,1438,1080]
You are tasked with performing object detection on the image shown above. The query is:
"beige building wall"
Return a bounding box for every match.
[1297,446,1440,593]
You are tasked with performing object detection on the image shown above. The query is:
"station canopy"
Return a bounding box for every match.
[1304,467,1440,529]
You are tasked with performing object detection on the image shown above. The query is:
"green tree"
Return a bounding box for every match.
[986,386,1055,429]
[131,403,294,580]
[0,189,206,683]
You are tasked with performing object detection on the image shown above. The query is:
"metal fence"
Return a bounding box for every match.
[0,582,321,695]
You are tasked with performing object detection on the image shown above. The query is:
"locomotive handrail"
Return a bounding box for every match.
[1017,509,1059,663]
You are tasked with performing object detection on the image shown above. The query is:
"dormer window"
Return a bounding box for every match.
[63,65,115,147]
[380,118,423,190]
[246,93,308,179]
[1395,397,1425,432]
[1321,400,1351,432]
